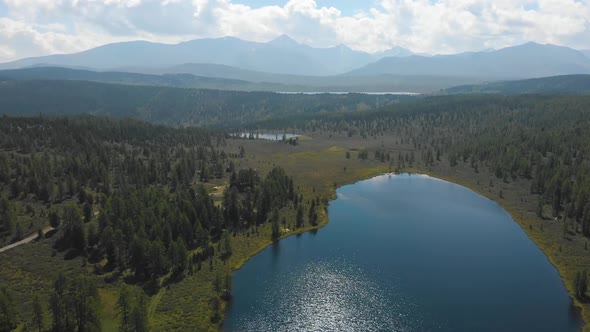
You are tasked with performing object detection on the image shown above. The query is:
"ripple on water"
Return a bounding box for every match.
[235,259,421,332]
[226,174,581,332]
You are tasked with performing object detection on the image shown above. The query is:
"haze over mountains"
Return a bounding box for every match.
[0,35,411,76]
[348,42,590,79]
[0,66,484,93]
[0,67,289,92]
[443,75,590,95]
[1,36,590,93]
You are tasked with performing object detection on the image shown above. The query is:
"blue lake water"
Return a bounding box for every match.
[224,174,582,331]
[234,133,300,141]
[274,92,420,95]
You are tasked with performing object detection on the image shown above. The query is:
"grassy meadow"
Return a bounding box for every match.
[1,131,589,331]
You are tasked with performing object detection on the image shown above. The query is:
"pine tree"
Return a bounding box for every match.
[32,294,43,332]
[0,285,16,332]
[131,291,148,332]
[117,284,131,332]
[271,209,280,241]
[296,205,304,228]
[537,196,544,218]
[575,270,588,299]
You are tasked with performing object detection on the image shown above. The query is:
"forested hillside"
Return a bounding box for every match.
[445,75,590,95]
[261,95,590,231]
[0,116,311,331]
[257,95,590,318]
[3,93,590,330]
[0,80,412,127]
[0,67,286,91]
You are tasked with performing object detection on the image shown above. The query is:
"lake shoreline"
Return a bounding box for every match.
[408,167,588,330]
[225,167,585,330]
[228,165,389,272]
[223,165,587,330]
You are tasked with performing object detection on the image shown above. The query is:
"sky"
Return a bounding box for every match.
[0,0,589,63]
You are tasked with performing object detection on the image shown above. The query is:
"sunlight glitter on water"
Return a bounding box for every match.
[225,174,581,332]
[235,260,418,332]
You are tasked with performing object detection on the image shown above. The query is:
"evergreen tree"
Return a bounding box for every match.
[537,196,544,219]
[83,203,93,223]
[62,204,86,251]
[32,294,44,332]
[0,285,16,332]
[50,273,101,332]
[271,209,280,241]
[296,205,304,228]
[171,238,188,275]
[14,222,23,241]
[221,272,233,301]
[72,276,102,332]
[575,270,588,299]
[130,291,148,332]
[49,210,60,228]
[0,197,14,235]
[117,284,131,332]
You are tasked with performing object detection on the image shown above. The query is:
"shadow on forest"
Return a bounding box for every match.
[101,269,170,296]
[161,271,186,289]
[64,248,82,260]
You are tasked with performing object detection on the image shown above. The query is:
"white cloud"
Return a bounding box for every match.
[0,0,589,62]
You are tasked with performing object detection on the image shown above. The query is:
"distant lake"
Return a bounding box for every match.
[233,133,300,141]
[275,91,420,95]
[225,174,582,331]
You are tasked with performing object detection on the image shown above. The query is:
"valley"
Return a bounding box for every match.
[1,15,590,331]
[2,93,590,331]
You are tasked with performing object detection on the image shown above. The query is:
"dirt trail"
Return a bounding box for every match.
[0,226,54,253]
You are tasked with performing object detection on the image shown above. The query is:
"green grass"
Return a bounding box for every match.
[99,287,119,332]
[3,134,590,331]
[0,235,86,330]
[231,136,590,330]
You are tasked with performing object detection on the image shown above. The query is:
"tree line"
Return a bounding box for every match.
[257,94,590,299]
[0,115,309,330]
[0,80,413,128]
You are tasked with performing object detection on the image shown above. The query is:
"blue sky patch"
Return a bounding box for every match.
[237,0,375,15]
[0,2,8,16]
[524,1,539,11]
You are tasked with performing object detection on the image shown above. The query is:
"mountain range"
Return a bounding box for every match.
[347,42,590,79]
[0,35,412,76]
[1,36,590,92]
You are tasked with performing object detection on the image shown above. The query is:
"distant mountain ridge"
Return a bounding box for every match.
[0,35,413,76]
[0,66,294,91]
[2,38,589,91]
[347,42,590,79]
[443,75,590,95]
[0,66,484,93]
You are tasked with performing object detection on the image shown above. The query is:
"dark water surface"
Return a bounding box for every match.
[224,174,582,331]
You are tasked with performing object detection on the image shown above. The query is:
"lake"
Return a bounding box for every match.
[224,174,582,331]
[233,133,300,141]
[274,92,421,96]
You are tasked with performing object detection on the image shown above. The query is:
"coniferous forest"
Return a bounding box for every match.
[3,2,590,329]
[0,115,303,331]
[2,82,590,330]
